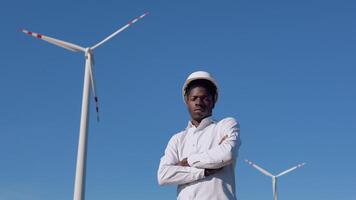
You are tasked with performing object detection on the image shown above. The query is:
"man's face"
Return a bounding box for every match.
[185,86,214,123]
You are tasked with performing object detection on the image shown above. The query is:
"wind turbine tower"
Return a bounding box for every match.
[245,159,305,200]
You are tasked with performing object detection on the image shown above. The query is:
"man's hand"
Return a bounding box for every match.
[178,158,190,166]
[219,135,228,145]
[204,168,223,176]
[178,158,223,176]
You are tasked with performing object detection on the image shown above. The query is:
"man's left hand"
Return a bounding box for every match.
[178,158,190,166]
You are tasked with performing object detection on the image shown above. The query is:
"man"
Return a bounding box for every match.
[157,71,241,200]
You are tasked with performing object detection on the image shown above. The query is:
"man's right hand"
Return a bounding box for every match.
[204,168,223,177]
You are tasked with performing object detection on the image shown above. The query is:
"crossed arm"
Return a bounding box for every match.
[157,118,240,185]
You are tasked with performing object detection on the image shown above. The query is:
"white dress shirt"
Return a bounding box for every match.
[158,117,241,200]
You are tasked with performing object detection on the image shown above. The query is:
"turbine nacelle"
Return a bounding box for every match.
[85,48,92,54]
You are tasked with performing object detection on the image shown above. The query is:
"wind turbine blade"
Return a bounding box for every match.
[91,12,148,50]
[22,29,85,52]
[245,159,274,177]
[272,177,278,200]
[86,52,100,122]
[276,162,305,177]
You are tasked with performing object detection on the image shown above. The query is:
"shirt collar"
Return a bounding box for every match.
[187,117,214,131]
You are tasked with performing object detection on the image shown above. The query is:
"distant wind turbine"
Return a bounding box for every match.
[245,159,305,200]
[22,12,148,200]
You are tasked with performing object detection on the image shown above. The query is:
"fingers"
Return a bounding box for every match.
[205,167,223,176]
[178,158,190,166]
[219,135,228,145]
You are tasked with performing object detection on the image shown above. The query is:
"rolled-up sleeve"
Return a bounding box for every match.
[187,117,241,169]
[158,134,205,185]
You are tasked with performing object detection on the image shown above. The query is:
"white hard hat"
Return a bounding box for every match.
[182,71,219,103]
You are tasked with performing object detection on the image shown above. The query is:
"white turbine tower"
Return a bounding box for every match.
[22,12,148,200]
[245,159,305,200]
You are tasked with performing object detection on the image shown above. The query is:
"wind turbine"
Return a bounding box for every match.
[22,12,148,200]
[245,159,305,200]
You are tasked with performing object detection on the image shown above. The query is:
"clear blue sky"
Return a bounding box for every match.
[1,0,355,199]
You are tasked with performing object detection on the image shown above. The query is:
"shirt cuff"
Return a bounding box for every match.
[189,167,205,180]
[187,154,201,168]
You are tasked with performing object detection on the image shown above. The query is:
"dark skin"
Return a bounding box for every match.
[177,86,223,176]
[185,86,214,127]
